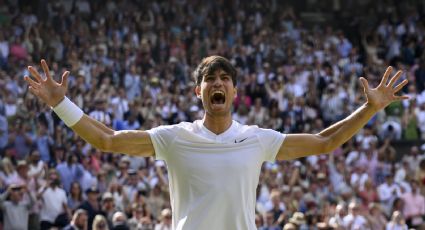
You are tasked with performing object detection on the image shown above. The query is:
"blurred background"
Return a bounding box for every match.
[0,0,424,229]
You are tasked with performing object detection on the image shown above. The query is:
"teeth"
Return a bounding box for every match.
[212,91,224,96]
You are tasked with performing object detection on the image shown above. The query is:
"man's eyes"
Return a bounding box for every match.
[204,75,230,81]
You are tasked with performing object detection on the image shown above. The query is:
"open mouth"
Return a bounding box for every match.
[211,91,225,105]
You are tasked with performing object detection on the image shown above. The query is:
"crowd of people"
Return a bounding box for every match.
[0,0,425,229]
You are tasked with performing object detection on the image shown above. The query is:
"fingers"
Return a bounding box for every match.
[60,71,70,89]
[394,95,410,101]
[379,66,392,87]
[393,79,408,92]
[387,70,402,87]
[24,75,40,88]
[28,66,43,83]
[360,77,369,90]
[28,86,40,96]
[41,59,52,81]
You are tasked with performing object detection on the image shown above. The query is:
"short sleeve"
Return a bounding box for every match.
[256,128,286,162]
[146,125,177,161]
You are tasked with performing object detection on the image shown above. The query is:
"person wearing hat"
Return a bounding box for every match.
[100,192,116,229]
[155,208,172,230]
[289,212,307,229]
[6,160,32,187]
[79,186,101,230]
[26,57,409,229]
[0,184,34,230]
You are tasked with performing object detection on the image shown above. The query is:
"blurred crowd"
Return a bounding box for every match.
[0,0,425,229]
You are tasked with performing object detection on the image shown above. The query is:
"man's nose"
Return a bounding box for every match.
[213,77,223,86]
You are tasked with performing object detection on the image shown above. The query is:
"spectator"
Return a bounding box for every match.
[79,186,102,230]
[0,108,7,152]
[100,192,116,227]
[342,201,369,230]
[288,212,308,230]
[69,181,84,211]
[93,214,110,230]
[56,154,84,193]
[328,203,346,229]
[0,184,34,230]
[400,180,425,228]
[154,208,172,230]
[378,174,402,216]
[27,149,47,181]
[112,211,129,230]
[365,203,387,230]
[386,211,408,230]
[38,169,70,229]
[63,209,88,230]
[35,120,54,163]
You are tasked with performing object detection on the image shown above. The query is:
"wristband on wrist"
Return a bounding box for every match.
[52,97,84,127]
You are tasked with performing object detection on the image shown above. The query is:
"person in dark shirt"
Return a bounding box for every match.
[79,187,101,230]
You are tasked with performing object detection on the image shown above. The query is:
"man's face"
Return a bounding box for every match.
[76,213,88,228]
[195,69,237,116]
[10,187,23,202]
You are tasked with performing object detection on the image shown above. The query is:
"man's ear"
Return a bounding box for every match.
[195,85,201,99]
[234,87,238,99]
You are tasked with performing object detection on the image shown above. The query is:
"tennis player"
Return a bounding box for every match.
[24,56,408,230]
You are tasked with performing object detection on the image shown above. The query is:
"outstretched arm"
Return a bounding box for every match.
[277,66,408,160]
[24,60,154,157]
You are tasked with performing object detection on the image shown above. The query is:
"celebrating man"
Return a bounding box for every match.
[25,56,408,229]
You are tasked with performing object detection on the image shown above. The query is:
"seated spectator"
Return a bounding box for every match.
[386,211,408,230]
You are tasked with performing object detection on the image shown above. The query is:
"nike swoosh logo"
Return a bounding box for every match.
[234,137,248,143]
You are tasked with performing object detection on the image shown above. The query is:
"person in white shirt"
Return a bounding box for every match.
[342,202,369,230]
[38,169,70,229]
[378,175,402,216]
[25,56,409,230]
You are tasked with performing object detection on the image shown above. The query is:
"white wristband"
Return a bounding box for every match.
[52,97,84,127]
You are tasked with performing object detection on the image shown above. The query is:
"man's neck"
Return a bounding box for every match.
[202,114,233,135]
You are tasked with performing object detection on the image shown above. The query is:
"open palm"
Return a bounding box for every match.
[360,66,409,111]
[24,59,70,107]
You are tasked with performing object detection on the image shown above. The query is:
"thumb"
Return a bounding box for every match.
[60,71,70,89]
[360,77,369,91]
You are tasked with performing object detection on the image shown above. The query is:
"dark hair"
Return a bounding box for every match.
[193,56,237,86]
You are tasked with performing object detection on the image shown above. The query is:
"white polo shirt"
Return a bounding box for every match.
[147,120,285,230]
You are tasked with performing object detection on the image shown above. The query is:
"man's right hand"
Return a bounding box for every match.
[24,59,70,107]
